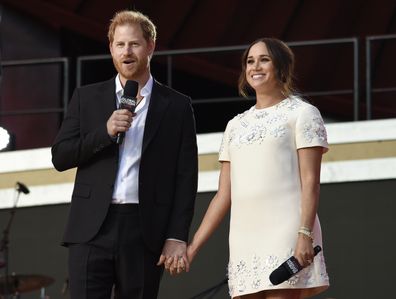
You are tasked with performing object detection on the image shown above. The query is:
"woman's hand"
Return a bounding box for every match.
[294,234,315,268]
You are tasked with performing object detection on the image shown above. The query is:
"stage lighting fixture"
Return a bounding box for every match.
[0,126,11,151]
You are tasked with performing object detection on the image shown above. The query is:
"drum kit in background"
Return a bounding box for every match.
[0,274,54,299]
[0,183,56,298]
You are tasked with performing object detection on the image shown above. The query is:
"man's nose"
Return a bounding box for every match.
[123,45,133,55]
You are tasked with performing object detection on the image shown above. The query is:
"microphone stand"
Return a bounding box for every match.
[190,277,227,299]
[0,187,24,299]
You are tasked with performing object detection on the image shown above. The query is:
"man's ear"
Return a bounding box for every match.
[148,40,156,58]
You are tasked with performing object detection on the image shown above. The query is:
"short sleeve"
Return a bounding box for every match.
[295,106,329,153]
[219,121,232,161]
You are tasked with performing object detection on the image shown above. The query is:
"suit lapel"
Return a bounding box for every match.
[100,77,117,120]
[98,78,119,164]
[142,80,170,154]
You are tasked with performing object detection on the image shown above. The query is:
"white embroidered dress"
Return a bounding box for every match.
[219,96,330,298]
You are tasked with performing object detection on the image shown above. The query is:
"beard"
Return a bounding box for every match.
[112,54,150,81]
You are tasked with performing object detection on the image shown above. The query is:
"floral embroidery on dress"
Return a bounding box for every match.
[237,278,246,293]
[254,110,269,119]
[266,113,287,125]
[228,251,286,295]
[236,260,248,276]
[222,97,329,297]
[236,110,250,120]
[270,126,286,138]
[276,97,301,111]
[228,251,329,296]
[238,124,267,146]
[219,132,227,156]
[264,255,280,270]
[303,115,327,143]
[220,97,327,159]
[241,119,249,128]
[252,278,261,289]
[228,108,289,148]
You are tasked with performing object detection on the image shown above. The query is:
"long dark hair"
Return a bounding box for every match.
[238,38,295,98]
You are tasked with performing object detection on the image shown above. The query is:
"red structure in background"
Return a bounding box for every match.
[1,0,396,150]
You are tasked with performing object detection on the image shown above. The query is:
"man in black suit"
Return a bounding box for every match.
[52,10,198,299]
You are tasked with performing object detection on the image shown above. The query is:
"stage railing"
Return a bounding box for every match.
[77,37,360,120]
[1,35,395,123]
[366,34,396,120]
[0,57,69,118]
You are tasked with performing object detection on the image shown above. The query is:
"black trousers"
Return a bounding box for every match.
[68,204,163,299]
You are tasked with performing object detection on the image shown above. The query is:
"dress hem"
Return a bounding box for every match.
[230,282,329,299]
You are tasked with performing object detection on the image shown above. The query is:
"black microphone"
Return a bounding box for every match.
[16,182,30,194]
[269,245,321,285]
[116,80,139,145]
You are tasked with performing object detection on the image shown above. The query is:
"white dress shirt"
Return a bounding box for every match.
[112,74,153,204]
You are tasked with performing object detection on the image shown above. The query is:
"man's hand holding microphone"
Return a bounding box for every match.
[107,80,139,144]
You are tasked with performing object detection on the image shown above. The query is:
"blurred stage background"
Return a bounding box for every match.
[1,1,396,298]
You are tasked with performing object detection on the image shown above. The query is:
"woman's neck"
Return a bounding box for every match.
[255,89,286,109]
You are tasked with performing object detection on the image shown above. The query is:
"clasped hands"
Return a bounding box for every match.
[157,240,195,276]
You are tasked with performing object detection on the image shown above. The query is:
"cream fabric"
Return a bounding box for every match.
[219,96,330,298]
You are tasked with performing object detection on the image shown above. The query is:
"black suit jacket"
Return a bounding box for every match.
[52,77,198,253]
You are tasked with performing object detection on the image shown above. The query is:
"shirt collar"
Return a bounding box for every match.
[141,75,154,98]
[115,74,123,98]
[115,74,154,99]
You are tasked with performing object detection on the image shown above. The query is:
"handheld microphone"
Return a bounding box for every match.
[16,182,30,194]
[269,245,321,285]
[116,80,139,145]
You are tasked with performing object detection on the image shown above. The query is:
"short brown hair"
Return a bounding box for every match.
[108,10,157,43]
[238,38,295,98]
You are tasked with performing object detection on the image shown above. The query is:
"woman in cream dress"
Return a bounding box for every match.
[187,38,329,299]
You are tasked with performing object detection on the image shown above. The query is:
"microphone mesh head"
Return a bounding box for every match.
[124,80,139,97]
[269,266,290,285]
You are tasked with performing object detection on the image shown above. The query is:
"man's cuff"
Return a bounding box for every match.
[166,238,186,244]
